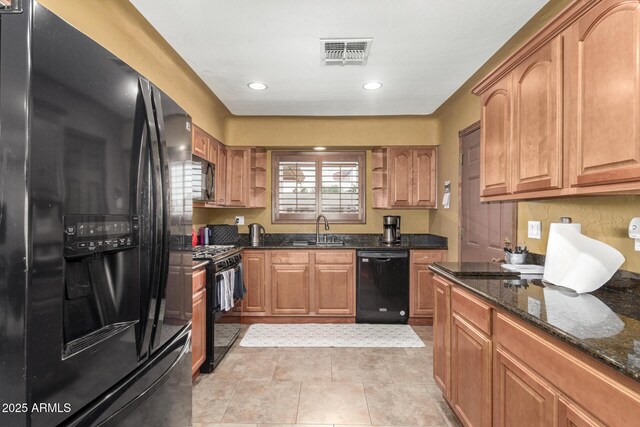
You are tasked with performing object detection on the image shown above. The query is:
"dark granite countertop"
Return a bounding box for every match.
[237,233,448,250]
[435,262,519,277]
[430,263,640,383]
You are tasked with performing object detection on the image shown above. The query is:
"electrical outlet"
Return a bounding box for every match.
[235,216,244,225]
[528,221,542,239]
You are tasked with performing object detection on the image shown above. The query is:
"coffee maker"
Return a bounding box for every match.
[382,215,401,244]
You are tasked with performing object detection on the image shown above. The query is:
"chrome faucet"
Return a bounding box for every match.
[316,214,330,244]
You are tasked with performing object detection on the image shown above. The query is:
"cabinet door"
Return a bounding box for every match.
[493,346,556,427]
[433,276,451,398]
[314,264,354,315]
[191,288,206,377]
[568,0,640,187]
[558,396,604,427]
[192,125,209,159]
[450,314,492,427]
[217,145,227,205]
[480,75,512,197]
[243,252,266,313]
[271,264,309,315]
[411,265,436,317]
[388,147,414,207]
[225,148,249,207]
[412,148,437,207]
[512,37,563,193]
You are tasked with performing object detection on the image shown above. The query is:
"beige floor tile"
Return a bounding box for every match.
[214,353,280,381]
[355,348,410,357]
[434,400,462,427]
[273,353,332,382]
[332,353,393,383]
[364,383,445,426]
[297,382,370,425]
[259,425,331,427]
[194,424,257,427]
[384,355,436,384]
[222,381,301,424]
[403,347,433,357]
[192,380,239,423]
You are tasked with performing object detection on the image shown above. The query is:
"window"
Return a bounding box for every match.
[272,151,365,223]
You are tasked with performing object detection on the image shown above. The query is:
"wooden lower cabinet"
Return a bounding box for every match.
[191,286,206,378]
[433,275,451,397]
[494,346,556,427]
[271,264,310,315]
[434,273,640,427]
[242,251,266,313]
[558,396,604,427]
[410,250,446,319]
[450,313,492,427]
[314,264,354,315]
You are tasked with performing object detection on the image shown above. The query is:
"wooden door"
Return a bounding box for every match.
[271,264,309,315]
[460,124,515,262]
[433,276,451,398]
[242,251,266,313]
[413,147,437,207]
[388,147,414,207]
[217,145,226,205]
[512,37,563,193]
[493,346,556,427]
[568,0,640,187]
[191,288,206,377]
[450,314,492,427]
[480,74,512,197]
[314,264,354,315]
[225,148,249,207]
[192,125,208,159]
[558,397,604,427]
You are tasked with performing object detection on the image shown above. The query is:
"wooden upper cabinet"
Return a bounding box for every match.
[374,147,438,209]
[225,147,251,207]
[568,0,640,187]
[192,125,209,160]
[216,145,227,206]
[388,148,414,207]
[413,148,437,207]
[512,37,563,193]
[480,75,512,197]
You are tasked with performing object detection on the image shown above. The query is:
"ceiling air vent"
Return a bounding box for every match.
[321,38,373,66]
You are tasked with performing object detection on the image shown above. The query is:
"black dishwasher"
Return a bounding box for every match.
[356,250,409,324]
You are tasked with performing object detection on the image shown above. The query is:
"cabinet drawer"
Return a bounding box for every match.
[314,250,354,264]
[270,251,310,264]
[451,286,491,336]
[411,250,444,264]
[193,268,206,293]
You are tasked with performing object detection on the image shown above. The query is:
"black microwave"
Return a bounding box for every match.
[193,154,215,202]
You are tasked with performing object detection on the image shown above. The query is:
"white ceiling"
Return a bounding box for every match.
[131,0,547,116]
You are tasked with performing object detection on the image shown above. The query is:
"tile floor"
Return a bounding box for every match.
[192,325,461,427]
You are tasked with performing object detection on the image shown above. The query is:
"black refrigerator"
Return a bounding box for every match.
[0,1,193,425]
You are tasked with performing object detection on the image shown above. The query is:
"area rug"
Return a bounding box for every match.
[239,323,425,348]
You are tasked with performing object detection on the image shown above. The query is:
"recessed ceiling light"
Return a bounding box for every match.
[362,81,383,90]
[313,146,327,151]
[247,81,268,91]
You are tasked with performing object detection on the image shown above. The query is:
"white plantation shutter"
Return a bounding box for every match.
[273,152,365,223]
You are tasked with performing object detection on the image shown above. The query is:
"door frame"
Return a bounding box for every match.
[458,121,518,261]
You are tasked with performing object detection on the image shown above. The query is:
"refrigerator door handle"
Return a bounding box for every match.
[138,77,162,358]
[149,85,171,352]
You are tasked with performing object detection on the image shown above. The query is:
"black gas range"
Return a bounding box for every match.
[192,245,243,372]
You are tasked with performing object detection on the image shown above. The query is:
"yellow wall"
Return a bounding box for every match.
[430,0,640,273]
[38,0,230,141]
[224,115,439,147]
[197,115,440,233]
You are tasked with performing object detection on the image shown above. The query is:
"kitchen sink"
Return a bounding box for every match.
[290,240,316,246]
[286,239,345,247]
[315,241,345,247]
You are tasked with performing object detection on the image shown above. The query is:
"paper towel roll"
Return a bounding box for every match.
[543,222,625,293]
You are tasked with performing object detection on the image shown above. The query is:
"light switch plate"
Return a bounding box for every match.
[528,221,542,239]
[235,216,245,225]
[635,239,640,252]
